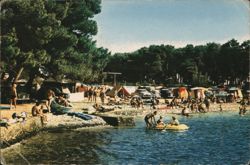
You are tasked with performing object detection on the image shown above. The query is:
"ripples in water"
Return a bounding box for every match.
[2,112,250,164]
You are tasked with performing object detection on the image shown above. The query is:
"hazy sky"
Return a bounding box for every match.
[94,0,250,53]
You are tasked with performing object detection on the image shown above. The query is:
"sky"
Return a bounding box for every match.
[94,0,250,53]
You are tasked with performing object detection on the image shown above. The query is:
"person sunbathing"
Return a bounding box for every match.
[57,94,70,107]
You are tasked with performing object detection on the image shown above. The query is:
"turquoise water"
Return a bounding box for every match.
[2,112,250,164]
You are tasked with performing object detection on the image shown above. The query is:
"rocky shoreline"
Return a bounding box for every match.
[0,113,106,149]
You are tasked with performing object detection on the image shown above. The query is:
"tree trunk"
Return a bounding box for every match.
[14,67,24,83]
[25,71,38,100]
[26,72,36,89]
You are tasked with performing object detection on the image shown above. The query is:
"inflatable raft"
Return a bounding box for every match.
[155,124,189,131]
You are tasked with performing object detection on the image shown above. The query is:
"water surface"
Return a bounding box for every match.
[2,112,250,164]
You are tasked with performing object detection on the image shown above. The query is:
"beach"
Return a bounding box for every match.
[1,99,249,149]
[1,110,250,165]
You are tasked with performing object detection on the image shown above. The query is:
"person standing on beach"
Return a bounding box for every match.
[93,87,97,103]
[204,97,210,111]
[150,97,157,109]
[46,89,55,112]
[10,83,17,109]
[114,89,118,102]
[144,111,157,128]
[181,106,189,117]
[219,104,223,112]
[88,86,93,102]
[100,88,105,105]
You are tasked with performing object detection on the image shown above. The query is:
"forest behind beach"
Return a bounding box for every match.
[1,0,249,88]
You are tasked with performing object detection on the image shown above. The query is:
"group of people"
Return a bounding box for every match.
[144,111,179,128]
[45,89,71,110]
[130,96,144,109]
[31,89,72,125]
[168,97,210,113]
[87,86,106,104]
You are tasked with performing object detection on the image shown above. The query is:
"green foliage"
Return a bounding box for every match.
[105,39,250,86]
[1,0,110,83]
[1,0,248,86]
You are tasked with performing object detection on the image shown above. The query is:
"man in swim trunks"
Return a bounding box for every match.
[144,111,157,128]
[10,83,17,109]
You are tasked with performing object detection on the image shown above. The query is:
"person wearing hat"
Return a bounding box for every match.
[169,116,179,126]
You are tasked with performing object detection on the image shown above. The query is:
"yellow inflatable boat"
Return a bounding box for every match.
[155,124,189,131]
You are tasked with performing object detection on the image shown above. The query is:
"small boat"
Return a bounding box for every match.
[154,124,189,131]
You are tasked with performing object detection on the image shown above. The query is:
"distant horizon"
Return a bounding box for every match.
[94,0,250,53]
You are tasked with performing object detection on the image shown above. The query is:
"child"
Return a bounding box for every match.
[157,116,165,126]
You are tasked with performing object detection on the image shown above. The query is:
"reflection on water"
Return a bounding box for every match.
[2,112,250,164]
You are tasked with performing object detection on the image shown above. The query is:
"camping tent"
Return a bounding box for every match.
[190,87,208,99]
[172,87,189,99]
[122,86,138,96]
[106,85,138,98]
[227,87,243,99]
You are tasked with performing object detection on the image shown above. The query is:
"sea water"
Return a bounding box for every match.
[2,112,250,164]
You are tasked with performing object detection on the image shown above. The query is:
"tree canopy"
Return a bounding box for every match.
[1,0,110,84]
[105,39,250,86]
[1,0,249,87]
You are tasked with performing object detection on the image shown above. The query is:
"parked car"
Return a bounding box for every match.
[160,88,174,99]
[134,89,153,99]
[132,88,153,104]
[151,90,161,98]
[204,90,214,98]
[215,91,229,103]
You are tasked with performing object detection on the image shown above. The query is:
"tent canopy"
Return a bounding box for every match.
[106,85,138,97]
[191,87,208,91]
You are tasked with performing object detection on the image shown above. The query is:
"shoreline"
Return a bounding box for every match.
[0,113,107,149]
[0,101,249,149]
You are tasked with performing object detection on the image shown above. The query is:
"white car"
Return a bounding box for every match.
[135,89,153,99]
